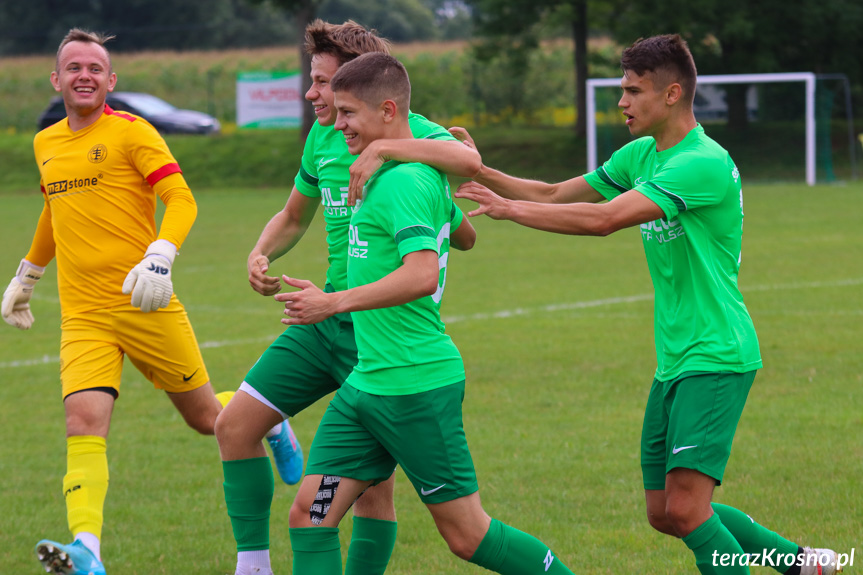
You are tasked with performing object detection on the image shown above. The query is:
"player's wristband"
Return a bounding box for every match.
[16,259,45,286]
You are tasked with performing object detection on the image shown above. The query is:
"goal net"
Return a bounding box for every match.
[586,72,857,185]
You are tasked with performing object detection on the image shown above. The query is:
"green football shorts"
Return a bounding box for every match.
[305,380,479,504]
[641,370,756,490]
[242,312,357,417]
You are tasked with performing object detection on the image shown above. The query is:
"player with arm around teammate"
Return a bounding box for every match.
[0,28,291,575]
[454,34,842,575]
[213,20,479,575]
[275,52,575,575]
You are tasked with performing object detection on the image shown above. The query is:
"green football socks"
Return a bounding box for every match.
[345,516,397,575]
[290,527,342,575]
[683,512,749,574]
[469,518,575,574]
[712,503,800,573]
[222,457,273,551]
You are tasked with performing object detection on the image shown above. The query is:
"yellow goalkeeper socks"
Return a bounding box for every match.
[64,436,109,543]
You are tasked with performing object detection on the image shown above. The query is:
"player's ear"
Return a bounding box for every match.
[50,71,61,92]
[666,83,682,106]
[381,99,398,123]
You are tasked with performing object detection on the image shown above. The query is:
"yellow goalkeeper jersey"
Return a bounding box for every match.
[31,105,196,315]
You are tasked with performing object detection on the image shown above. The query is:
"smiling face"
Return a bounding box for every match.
[333,90,389,156]
[305,53,341,127]
[51,40,116,122]
[618,70,671,139]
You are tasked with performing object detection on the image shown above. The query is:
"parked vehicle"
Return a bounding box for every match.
[38,92,220,134]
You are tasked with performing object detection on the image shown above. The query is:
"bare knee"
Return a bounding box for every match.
[184,411,218,435]
[646,505,677,536]
[664,497,709,537]
[214,407,245,444]
[438,520,488,560]
[429,494,490,561]
[662,469,717,536]
[289,495,311,528]
[445,537,480,561]
[167,384,222,435]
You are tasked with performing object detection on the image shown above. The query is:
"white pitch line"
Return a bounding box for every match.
[443,293,655,324]
[2,277,861,370]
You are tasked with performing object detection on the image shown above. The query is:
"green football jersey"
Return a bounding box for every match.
[345,161,465,396]
[294,112,458,293]
[584,124,762,380]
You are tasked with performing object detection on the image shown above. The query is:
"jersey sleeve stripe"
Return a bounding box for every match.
[146,163,183,186]
[104,105,137,123]
[422,132,451,140]
[395,224,435,244]
[646,181,687,211]
[298,166,319,187]
[597,167,629,193]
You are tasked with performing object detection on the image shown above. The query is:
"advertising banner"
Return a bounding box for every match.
[237,71,302,128]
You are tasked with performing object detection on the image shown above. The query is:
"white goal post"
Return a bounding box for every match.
[586,72,817,185]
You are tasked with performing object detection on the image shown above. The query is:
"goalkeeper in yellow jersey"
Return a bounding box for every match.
[0,28,301,575]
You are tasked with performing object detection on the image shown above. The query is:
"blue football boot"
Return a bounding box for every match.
[267,420,303,485]
[35,539,105,575]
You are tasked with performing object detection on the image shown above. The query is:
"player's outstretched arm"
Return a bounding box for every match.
[347,138,481,205]
[275,250,439,325]
[449,126,604,206]
[456,184,665,237]
[248,188,320,296]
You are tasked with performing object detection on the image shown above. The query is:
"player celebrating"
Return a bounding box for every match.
[453,34,841,575]
[213,20,480,575]
[275,51,574,575]
[0,28,299,575]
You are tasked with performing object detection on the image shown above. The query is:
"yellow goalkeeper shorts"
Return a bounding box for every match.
[59,298,210,398]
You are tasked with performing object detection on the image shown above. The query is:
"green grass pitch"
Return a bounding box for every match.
[1,183,860,573]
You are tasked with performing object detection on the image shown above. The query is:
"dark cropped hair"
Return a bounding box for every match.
[621,34,697,106]
[331,52,410,117]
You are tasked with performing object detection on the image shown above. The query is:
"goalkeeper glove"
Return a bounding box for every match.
[2,259,45,330]
[122,239,177,312]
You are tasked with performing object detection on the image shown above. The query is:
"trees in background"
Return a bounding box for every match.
[3,0,861,137]
[467,0,603,137]
[0,0,296,54]
[606,0,863,129]
[463,0,863,132]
